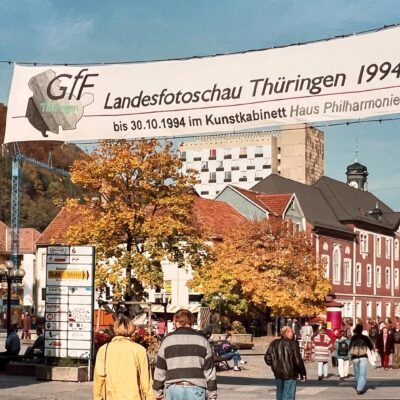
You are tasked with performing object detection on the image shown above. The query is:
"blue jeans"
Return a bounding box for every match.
[166,384,206,400]
[352,357,368,392]
[221,351,241,366]
[275,378,297,400]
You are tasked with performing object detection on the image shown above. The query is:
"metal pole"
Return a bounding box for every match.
[218,296,222,333]
[6,275,11,334]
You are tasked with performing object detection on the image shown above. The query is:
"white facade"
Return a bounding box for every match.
[180,131,277,199]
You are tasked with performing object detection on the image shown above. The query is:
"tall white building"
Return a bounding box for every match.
[179,124,324,199]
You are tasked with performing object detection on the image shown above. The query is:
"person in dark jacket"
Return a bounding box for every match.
[376,326,394,370]
[349,324,373,395]
[265,326,307,400]
[392,321,400,368]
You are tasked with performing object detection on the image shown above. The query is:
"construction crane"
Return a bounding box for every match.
[9,148,70,267]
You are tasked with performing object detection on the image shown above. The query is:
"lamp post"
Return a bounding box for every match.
[218,292,223,333]
[0,261,25,334]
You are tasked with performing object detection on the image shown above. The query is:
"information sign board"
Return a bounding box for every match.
[44,245,95,360]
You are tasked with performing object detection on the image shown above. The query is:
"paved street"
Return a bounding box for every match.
[0,343,399,400]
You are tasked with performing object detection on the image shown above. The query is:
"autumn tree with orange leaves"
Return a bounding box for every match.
[65,139,210,300]
[190,218,331,317]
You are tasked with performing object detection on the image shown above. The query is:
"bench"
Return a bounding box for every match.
[213,353,232,371]
[0,355,23,370]
[211,344,232,371]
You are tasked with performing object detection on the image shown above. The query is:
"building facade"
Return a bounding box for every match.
[179,124,324,199]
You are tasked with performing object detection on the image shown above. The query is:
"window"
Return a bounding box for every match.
[356,263,362,286]
[209,172,216,182]
[360,233,368,253]
[193,151,201,161]
[224,171,232,182]
[209,149,216,159]
[180,151,187,161]
[201,161,208,171]
[385,267,390,288]
[321,255,329,279]
[200,191,209,195]
[395,269,399,289]
[224,148,232,159]
[395,239,399,261]
[344,259,352,284]
[366,302,372,320]
[216,160,224,171]
[376,236,381,257]
[376,302,382,319]
[386,303,391,318]
[376,266,382,288]
[386,238,391,259]
[367,264,372,287]
[247,159,255,169]
[255,146,263,157]
[239,172,247,182]
[239,147,247,158]
[333,247,341,283]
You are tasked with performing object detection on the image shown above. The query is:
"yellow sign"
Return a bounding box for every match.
[164,280,172,294]
[48,270,89,280]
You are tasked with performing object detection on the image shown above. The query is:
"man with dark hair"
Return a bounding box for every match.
[153,309,217,400]
[0,325,21,356]
[265,326,307,400]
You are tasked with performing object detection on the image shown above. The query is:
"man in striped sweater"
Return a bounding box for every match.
[153,309,218,400]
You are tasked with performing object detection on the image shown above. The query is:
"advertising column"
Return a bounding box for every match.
[44,246,95,360]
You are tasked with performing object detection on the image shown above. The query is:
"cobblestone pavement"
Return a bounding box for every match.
[0,336,399,399]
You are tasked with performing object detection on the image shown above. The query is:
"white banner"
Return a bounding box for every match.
[5,26,400,143]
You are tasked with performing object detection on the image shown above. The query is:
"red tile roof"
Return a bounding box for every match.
[0,221,41,253]
[192,197,246,239]
[36,197,247,245]
[231,186,292,216]
[35,208,84,245]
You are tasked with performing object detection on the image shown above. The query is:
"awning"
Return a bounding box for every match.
[151,304,201,313]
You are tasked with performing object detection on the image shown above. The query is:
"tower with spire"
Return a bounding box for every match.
[346,145,368,191]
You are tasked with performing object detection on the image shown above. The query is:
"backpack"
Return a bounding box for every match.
[337,341,349,356]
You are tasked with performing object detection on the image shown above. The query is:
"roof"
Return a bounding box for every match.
[36,197,246,245]
[35,207,83,245]
[192,196,247,239]
[252,174,353,234]
[231,186,292,216]
[313,176,400,230]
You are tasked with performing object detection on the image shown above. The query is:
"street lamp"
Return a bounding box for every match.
[0,261,25,334]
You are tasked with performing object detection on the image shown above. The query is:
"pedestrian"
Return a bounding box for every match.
[153,309,217,400]
[156,318,166,337]
[216,333,247,371]
[349,324,373,395]
[391,321,400,369]
[376,325,394,370]
[332,330,351,380]
[265,325,306,400]
[313,326,332,380]
[0,325,21,356]
[300,321,314,362]
[368,321,379,351]
[24,327,45,359]
[328,328,339,368]
[22,312,32,340]
[93,314,153,400]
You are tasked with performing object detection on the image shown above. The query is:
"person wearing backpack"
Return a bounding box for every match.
[349,324,373,395]
[333,330,351,381]
[368,322,379,351]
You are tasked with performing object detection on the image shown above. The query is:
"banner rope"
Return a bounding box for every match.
[0,23,399,67]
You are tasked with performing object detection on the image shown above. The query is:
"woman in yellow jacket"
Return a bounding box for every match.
[93,315,153,400]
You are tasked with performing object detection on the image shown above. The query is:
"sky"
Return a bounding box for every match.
[0,0,400,209]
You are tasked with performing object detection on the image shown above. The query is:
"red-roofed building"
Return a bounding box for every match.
[33,196,246,315]
[0,221,41,311]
